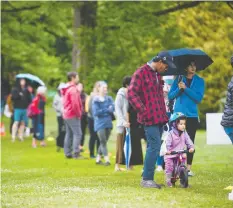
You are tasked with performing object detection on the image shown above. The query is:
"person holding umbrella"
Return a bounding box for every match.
[168,61,205,176]
[11,78,32,142]
[128,51,176,189]
[221,55,233,144]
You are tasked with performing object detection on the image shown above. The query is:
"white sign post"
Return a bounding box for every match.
[206,113,232,145]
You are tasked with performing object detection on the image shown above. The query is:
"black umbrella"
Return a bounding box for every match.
[162,48,214,76]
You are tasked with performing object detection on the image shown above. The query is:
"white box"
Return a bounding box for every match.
[206,113,232,145]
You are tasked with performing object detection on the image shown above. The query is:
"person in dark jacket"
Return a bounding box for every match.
[128,51,176,189]
[221,55,233,144]
[77,83,88,152]
[11,78,31,142]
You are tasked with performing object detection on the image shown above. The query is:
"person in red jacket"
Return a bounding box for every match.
[128,51,176,189]
[61,72,83,159]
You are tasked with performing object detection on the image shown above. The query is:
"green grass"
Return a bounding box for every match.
[1,108,233,208]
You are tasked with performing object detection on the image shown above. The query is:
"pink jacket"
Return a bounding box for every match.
[165,128,194,159]
[61,82,82,119]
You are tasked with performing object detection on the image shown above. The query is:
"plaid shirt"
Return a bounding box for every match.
[128,64,168,126]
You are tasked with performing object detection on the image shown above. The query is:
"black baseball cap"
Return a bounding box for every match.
[151,51,177,69]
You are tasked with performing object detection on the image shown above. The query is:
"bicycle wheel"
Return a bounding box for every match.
[179,166,188,188]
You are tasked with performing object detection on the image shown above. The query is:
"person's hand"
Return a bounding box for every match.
[108,105,113,111]
[189,148,194,153]
[166,151,171,155]
[178,82,186,89]
[124,122,130,128]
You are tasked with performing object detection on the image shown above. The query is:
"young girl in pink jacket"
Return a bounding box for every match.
[165,112,195,187]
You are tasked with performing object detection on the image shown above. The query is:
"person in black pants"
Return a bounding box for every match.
[168,62,205,176]
[86,82,100,158]
[77,83,88,152]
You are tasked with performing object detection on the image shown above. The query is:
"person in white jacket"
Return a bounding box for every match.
[53,83,66,151]
[115,76,131,171]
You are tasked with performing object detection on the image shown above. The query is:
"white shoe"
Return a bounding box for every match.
[156,166,163,172]
[188,170,194,177]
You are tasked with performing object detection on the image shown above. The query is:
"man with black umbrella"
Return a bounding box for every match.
[128,51,176,189]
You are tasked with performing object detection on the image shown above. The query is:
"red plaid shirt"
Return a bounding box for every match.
[128,64,168,126]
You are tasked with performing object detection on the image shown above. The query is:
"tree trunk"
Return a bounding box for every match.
[72,6,81,71]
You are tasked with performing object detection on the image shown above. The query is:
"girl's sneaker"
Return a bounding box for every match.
[167,181,173,188]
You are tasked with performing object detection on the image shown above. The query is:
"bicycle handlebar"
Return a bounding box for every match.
[170,150,189,155]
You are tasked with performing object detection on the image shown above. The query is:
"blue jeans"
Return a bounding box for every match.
[143,125,163,181]
[224,127,233,144]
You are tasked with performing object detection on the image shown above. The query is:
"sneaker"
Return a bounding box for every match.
[166,181,173,188]
[66,155,73,159]
[140,180,162,189]
[96,161,104,165]
[73,155,85,159]
[156,166,163,172]
[188,170,194,177]
[104,162,111,166]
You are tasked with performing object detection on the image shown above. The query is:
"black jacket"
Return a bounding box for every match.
[221,77,233,127]
[11,87,31,109]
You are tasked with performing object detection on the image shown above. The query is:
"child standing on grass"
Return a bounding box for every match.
[31,86,47,148]
[164,112,194,187]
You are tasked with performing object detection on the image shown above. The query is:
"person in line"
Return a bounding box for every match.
[115,76,131,171]
[77,83,88,152]
[86,82,100,158]
[62,72,83,159]
[92,81,114,166]
[168,61,205,176]
[11,78,31,142]
[128,51,176,189]
[53,83,66,151]
[156,76,174,172]
[31,86,47,148]
[164,113,194,187]
[221,55,233,144]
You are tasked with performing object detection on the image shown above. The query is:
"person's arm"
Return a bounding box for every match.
[128,70,146,113]
[92,100,109,117]
[108,96,115,113]
[184,78,205,104]
[11,88,20,100]
[166,133,173,153]
[168,77,182,101]
[85,96,90,113]
[184,132,195,150]
[115,94,127,125]
[70,88,82,118]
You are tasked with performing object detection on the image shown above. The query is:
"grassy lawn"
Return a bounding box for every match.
[1,108,233,208]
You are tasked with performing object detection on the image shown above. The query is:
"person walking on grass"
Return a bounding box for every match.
[31,86,47,148]
[221,55,233,144]
[11,78,31,142]
[86,82,101,158]
[92,81,114,166]
[128,51,176,189]
[77,83,88,153]
[62,72,83,159]
[168,61,205,177]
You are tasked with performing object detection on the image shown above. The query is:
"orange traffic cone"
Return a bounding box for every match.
[0,122,6,137]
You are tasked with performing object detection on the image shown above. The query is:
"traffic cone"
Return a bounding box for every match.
[0,122,6,137]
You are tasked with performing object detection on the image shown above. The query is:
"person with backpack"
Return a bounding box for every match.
[30,86,47,148]
[92,81,115,166]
